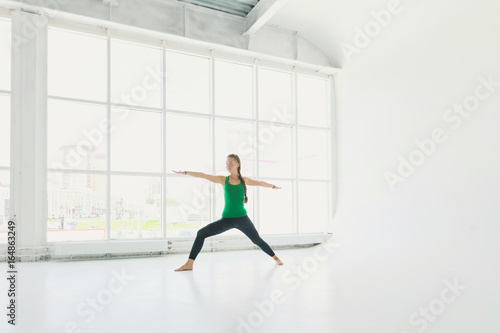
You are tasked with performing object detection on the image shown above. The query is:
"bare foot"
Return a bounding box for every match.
[174,259,194,271]
[273,256,284,266]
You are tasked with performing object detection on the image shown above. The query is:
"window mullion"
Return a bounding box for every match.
[253,58,259,230]
[209,49,216,232]
[162,40,167,241]
[106,28,111,242]
[292,66,299,235]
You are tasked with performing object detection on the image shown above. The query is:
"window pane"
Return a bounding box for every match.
[259,179,293,235]
[48,27,107,101]
[111,109,162,173]
[258,124,293,178]
[47,99,107,171]
[0,171,10,245]
[298,129,329,179]
[215,60,253,118]
[47,172,106,242]
[0,95,10,166]
[110,175,162,239]
[215,119,254,176]
[111,38,162,108]
[258,68,292,123]
[297,75,328,127]
[0,19,11,91]
[166,114,210,173]
[166,177,211,237]
[165,51,209,113]
[298,181,328,233]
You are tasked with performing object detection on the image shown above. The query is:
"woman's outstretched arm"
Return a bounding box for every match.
[172,170,225,186]
[243,177,281,189]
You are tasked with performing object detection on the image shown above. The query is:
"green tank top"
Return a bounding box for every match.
[221,176,247,218]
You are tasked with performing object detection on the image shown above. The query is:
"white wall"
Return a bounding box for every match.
[333,0,500,273]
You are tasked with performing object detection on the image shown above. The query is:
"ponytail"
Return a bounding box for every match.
[227,153,248,204]
[237,166,248,204]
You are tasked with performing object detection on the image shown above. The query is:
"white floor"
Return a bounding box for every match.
[1,236,499,333]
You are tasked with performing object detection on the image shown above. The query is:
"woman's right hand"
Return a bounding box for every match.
[172,170,185,175]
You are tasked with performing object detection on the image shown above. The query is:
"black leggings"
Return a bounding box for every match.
[188,215,275,260]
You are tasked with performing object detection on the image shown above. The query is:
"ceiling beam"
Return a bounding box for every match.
[243,0,289,36]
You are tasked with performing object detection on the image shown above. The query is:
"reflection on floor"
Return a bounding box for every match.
[1,238,498,333]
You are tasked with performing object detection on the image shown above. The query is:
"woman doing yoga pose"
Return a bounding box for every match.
[173,154,284,271]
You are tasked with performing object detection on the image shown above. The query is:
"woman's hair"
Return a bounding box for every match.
[227,154,248,204]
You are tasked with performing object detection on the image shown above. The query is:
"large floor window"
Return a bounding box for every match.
[0,17,11,245]
[46,25,333,242]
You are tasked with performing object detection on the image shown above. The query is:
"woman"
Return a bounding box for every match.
[173,154,284,271]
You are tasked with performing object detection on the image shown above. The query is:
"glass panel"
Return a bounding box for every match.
[110,175,162,239]
[298,128,329,180]
[0,19,11,91]
[165,177,211,237]
[258,124,293,178]
[166,114,210,173]
[110,109,162,173]
[297,75,328,127]
[215,60,253,118]
[47,172,106,242]
[165,51,210,113]
[48,27,107,101]
[215,119,254,176]
[259,179,293,235]
[298,181,328,233]
[0,171,10,245]
[111,38,162,108]
[0,95,10,166]
[47,99,107,171]
[258,68,292,123]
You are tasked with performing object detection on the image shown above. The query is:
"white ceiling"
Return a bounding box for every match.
[267,0,393,68]
[172,0,397,68]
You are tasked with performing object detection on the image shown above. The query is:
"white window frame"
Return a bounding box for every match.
[2,6,338,258]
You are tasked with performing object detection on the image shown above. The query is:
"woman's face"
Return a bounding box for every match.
[226,158,239,173]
